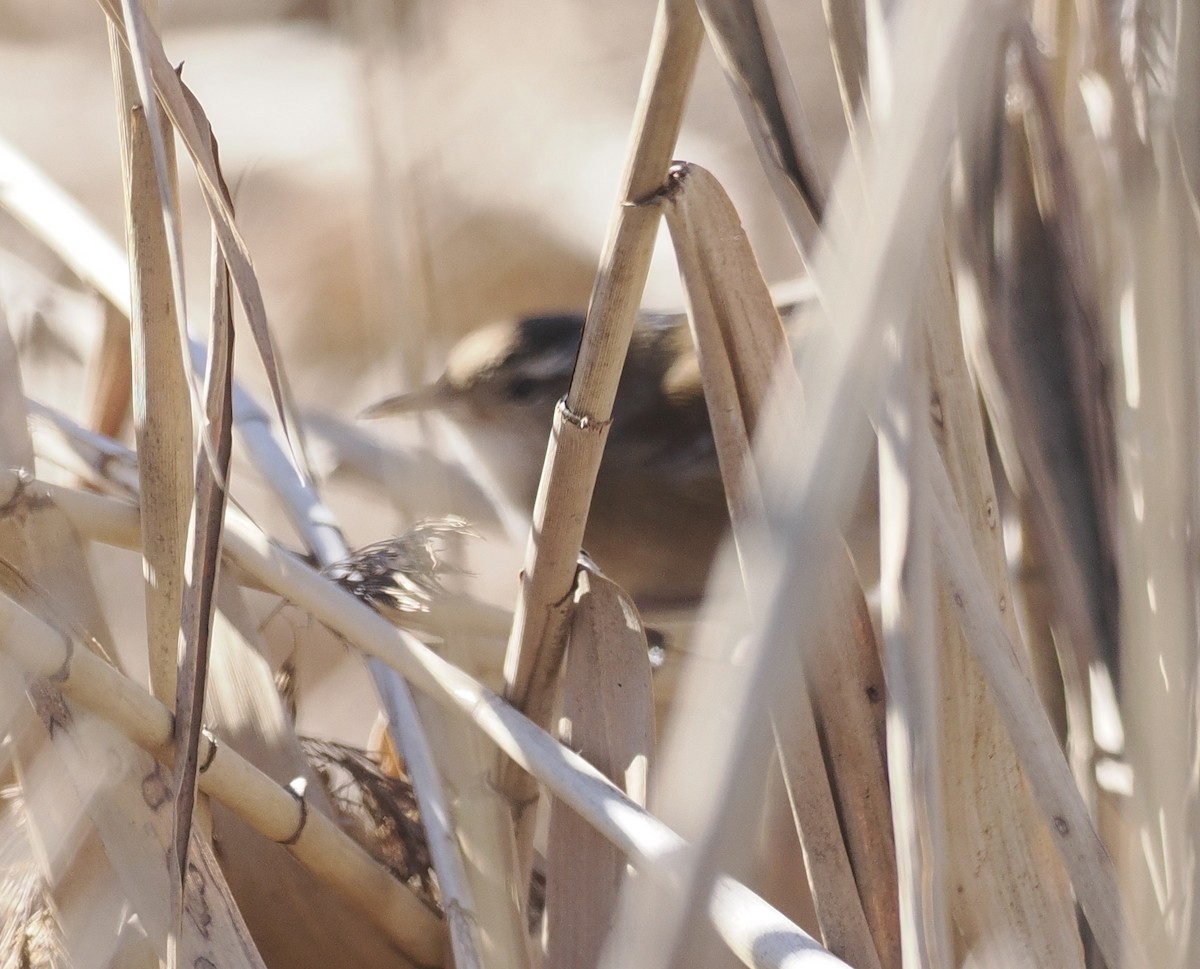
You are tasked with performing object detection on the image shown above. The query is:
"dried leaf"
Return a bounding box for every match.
[111,74,192,708]
[172,223,235,908]
[546,565,654,969]
[657,160,884,969]
[697,0,826,239]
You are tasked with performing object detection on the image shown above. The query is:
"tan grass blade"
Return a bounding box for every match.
[846,26,1087,964]
[771,676,884,969]
[696,0,827,238]
[107,40,193,951]
[96,0,306,461]
[0,581,445,967]
[661,163,770,549]
[111,0,188,374]
[924,229,1085,968]
[545,565,654,969]
[926,444,1148,969]
[172,225,235,920]
[804,548,898,968]
[35,475,849,969]
[655,160,884,969]
[877,280,949,969]
[108,36,192,711]
[498,0,705,878]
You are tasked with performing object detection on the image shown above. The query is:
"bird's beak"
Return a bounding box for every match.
[358,380,452,420]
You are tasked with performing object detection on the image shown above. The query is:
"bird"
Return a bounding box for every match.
[359,311,729,613]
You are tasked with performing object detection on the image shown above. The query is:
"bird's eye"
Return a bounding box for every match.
[508,377,539,401]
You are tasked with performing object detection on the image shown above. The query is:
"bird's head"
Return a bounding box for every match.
[359,313,587,504]
[360,312,584,425]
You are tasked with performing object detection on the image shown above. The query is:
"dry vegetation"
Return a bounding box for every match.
[0,0,1195,968]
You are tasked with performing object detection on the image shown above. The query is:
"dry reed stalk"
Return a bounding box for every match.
[0,136,131,314]
[672,0,1094,959]
[667,142,892,959]
[369,666,487,969]
[658,160,884,969]
[545,566,654,969]
[0,291,144,969]
[0,137,338,563]
[205,318,505,963]
[0,341,119,680]
[497,0,703,872]
[0,587,444,968]
[31,473,847,969]
[40,709,267,969]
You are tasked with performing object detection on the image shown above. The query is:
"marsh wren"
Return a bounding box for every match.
[360,311,727,611]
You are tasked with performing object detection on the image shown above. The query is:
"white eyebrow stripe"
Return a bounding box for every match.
[512,345,578,382]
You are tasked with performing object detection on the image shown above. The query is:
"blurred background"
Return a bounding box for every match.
[7,3,1200,967]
